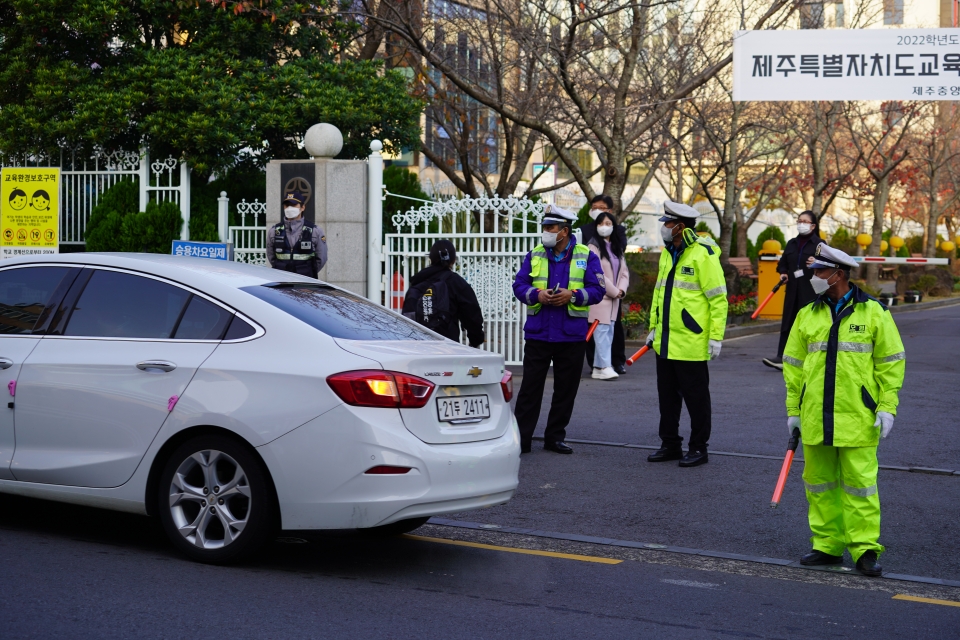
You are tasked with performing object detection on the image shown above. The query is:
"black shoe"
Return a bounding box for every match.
[520,442,531,454]
[679,450,709,467]
[856,551,882,577]
[762,357,783,371]
[544,441,573,454]
[647,447,683,462]
[800,550,843,566]
[614,365,627,375]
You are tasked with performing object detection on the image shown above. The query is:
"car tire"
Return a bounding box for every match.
[158,435,276,564]
[365,517,431,537]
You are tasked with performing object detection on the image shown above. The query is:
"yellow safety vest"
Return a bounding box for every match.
[526,243,590,317]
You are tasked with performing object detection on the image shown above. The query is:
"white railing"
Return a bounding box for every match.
[384,195,545,365]
[228,199,268,266]
[3,148,190,244]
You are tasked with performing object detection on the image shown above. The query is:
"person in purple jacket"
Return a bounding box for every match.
[512,205,606,454]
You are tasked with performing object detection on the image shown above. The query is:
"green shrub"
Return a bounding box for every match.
[384,165,430,234]
[623,253,658,311]
[851,279,882,297]
[190,166,267,241]
[748,225,786,261]
[119,201,183,253]
[85,180,139,251]
[915,274,938,295]
[829,227,859,255]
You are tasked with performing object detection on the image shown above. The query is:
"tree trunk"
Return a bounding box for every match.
[736,204,749,258]
[717,104,740,263]
[924,168,940,257]
[866,176,890,287]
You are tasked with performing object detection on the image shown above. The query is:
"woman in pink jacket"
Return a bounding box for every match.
[588,211,630,380]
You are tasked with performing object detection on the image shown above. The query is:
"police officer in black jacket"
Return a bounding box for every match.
[762,210,824,370]
[580,195,629,373]
[403,240,485,347]
[267,190,328,278]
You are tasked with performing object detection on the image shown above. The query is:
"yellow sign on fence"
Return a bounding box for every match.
[0,167,60,258]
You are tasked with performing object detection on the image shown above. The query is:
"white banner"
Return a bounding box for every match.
[733,29,960,101]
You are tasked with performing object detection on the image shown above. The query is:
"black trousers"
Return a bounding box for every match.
[585,310,626,369]
[776,308,797,359]
[656,356,712,452]
[515,339,587,447]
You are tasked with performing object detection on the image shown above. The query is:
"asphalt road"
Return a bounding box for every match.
[0,495,957,638]
[490,303,960,582]
[1,303,958,638]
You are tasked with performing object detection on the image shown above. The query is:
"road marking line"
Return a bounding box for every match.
[893,594,960,608]
[403,534,623,564]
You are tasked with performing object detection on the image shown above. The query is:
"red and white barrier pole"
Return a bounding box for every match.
[853,256,949,265]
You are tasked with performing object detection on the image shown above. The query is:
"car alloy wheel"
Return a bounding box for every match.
[169,449,250,550]
[159,436,274,563]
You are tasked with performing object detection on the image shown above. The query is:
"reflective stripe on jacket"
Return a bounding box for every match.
[783,285,905,447]
[272,222,318,278]
[648,233,728,361]
[526,242,590,318]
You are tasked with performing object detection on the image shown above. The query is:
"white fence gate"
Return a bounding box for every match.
[3,149,190,244]
[228,199,268,266]
[384,196,545,365]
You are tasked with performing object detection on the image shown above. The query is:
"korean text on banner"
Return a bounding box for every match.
[733,29,960,102]
[0,168,60,259]
[171,240,231,261]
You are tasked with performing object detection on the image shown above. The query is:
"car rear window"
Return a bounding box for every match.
[242,284,442,341]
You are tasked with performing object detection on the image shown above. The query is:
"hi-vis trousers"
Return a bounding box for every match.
[802,444,884,562]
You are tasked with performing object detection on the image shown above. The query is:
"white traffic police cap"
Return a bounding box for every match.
[541,204,578,226]
[810,244,859,270]
[660,200,700,222]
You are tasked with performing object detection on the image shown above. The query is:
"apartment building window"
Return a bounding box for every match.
[884,0,904,25]
[800,2,825,29]
[544,148,594,182]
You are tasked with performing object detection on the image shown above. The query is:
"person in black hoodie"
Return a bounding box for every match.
[402,240,485,347]
[762,210,825,370]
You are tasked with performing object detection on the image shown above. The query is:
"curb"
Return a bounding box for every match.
[427,517,960,589]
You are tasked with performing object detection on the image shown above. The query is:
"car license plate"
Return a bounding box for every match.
[436,395,490,423]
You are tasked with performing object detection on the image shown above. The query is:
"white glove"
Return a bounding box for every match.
[787,415,800,436]
[874,411,894,438]
[646,329,655,347]
[708,339,722,359]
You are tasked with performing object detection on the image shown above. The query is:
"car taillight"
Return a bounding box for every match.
[500,370,513,402]
[327,370,435,409]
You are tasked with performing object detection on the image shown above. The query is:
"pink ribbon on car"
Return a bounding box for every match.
[167,395,179,412]
[7,380,15,397]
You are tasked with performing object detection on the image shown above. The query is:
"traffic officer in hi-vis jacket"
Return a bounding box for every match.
[782,244,905,577]
[512,205,605,455]
[645,201,728,468]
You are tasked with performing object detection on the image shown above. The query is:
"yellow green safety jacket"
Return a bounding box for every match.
[783,285,905,447]
[649,231,728,361]
[526,242,590,317]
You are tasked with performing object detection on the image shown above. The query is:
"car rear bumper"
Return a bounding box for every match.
[258,403,521,530]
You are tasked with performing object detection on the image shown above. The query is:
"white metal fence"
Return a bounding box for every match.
[227,199,268,266]
[385,196,545,365]
[2,149,191,244]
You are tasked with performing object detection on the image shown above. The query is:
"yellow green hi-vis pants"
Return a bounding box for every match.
[802,443,884,562]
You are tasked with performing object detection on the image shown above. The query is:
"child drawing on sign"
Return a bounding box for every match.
[30,190,50,211]
[8,189,27,211]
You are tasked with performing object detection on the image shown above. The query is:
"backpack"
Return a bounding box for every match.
[405,272,453,332]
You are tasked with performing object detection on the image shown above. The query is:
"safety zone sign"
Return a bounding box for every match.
[0,167,60,259]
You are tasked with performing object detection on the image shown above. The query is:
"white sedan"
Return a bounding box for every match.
[0,254,519,562]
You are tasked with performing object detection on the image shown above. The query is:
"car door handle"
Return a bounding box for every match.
[136,360,177,373]
[0,358,12,370]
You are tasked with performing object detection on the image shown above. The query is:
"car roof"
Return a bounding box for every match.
[0,253,319,290]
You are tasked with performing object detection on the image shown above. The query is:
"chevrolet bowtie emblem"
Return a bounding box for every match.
[467,366,483,378]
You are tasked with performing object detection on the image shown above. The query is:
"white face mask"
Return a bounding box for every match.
[660,224,677,244]
[541,230,559,248]
[810,270,838,295]
[284,206,301,219]
[797,223,813,236]
[597,224,614,238]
